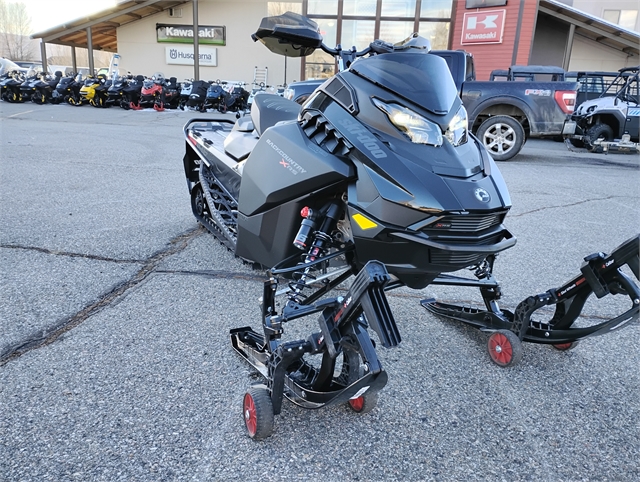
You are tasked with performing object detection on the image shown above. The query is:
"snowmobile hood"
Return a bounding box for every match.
[350,52,458,115]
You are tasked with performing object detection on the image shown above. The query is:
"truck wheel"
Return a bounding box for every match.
[585,123,614,153]
[476,115,525,161]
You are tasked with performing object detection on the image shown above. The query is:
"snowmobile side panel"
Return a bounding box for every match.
[236,200,302,268]
[236,181,346,268]
[238,121,354,217]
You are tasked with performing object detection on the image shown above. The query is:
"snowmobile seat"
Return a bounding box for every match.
[251,94,301,137]
[224,116,258,161]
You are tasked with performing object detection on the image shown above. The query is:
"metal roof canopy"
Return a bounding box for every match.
[540,0,640,59]
[31,0,189,75]
[31,0,188,52]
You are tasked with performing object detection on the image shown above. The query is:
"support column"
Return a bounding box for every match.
[87,26,94,75]
[71,46,77,74]
[563,24,575,71]
[40,41,48,73]
[193,0,200,81]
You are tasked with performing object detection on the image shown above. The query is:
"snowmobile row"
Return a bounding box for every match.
[0,69,253,112]
[180,12,639,440]
[177,79,251,114]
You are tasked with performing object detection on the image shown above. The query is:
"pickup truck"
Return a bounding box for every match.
[284,50,578,161]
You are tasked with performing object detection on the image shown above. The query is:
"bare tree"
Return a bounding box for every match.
[267,2,302,16]
[0,0,33,60]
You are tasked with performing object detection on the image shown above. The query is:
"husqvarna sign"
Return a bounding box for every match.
[157,23,225,45]
[461,10,506,45]
[166,46,218,66]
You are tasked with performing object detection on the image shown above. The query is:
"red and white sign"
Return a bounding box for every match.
[461,9,506,45]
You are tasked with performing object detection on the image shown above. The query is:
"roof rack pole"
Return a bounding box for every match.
[563,24,575,71]
[71,46,77,74]
[87,26,95,75]
[193,0,200,81]
[40,41,48,74]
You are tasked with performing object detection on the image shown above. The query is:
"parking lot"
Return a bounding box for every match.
[1,101,639,481]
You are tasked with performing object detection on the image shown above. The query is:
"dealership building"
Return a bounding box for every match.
[32,0,640,85]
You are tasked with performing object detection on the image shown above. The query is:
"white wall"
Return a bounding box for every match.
[568,35,636,71]
[572,0,640,32]
[116,0,301,85]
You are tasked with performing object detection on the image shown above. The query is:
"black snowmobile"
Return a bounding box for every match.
[181,13,640,440]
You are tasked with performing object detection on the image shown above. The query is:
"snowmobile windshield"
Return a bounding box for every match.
[0,58,22,76]
[350,52,458,115]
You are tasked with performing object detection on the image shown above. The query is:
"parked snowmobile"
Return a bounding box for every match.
[182,13,639,440]
[202,79,227,112]
[178,79,193,110]
[161,76,180,110]
[79,74,109,107]
[32,71,63,104]
[139,72,166,110]
[219,81,249,114]
[19,69,41,103]
[105,73,129,107]
[185,79,210,111]
[121,74,144,109]
[56,73,84,105]
[2,70,26,102]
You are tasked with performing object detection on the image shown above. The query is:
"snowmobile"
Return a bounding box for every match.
[185,79,211,111]
[181,13,640,440]
[161,76,180,110]
[121,74,144,110]
[138,72,166,110]
[56,72,84,106]
[79,74,108,107]
[32,71,63,104]
[1,70,26,103]
[105,73,130,107]
[219,81,250,114]
[202,79,227,112]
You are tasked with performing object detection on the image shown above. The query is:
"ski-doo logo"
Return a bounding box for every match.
[474,188,491,203]
[338,119,387,159]
[267,139,307,175]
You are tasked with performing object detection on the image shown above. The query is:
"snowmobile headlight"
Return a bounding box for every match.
[373,98,443,147]
[444,106,468,147]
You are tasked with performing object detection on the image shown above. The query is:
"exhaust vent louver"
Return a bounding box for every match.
[323,76,358,114]
[300,111,353,157]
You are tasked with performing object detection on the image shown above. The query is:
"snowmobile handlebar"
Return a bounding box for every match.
[320,36,429,70]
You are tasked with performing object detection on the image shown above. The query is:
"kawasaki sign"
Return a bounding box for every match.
[156,24,225,46]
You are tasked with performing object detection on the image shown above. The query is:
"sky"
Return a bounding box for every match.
[11,0,117,33]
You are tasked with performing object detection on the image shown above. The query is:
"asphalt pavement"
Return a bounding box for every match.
[1,101,639,482]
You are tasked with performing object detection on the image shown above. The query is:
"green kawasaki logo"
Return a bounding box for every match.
[156,24,225,45]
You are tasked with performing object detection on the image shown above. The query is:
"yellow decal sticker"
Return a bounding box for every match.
[352,213,378,230]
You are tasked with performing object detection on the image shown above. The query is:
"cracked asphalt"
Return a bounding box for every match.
[1,101,639,482]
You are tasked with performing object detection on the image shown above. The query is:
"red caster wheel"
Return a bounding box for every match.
[552,341,579,351]
[243,387,274,440]
[487,330,523,367]
[348,390,378,414]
